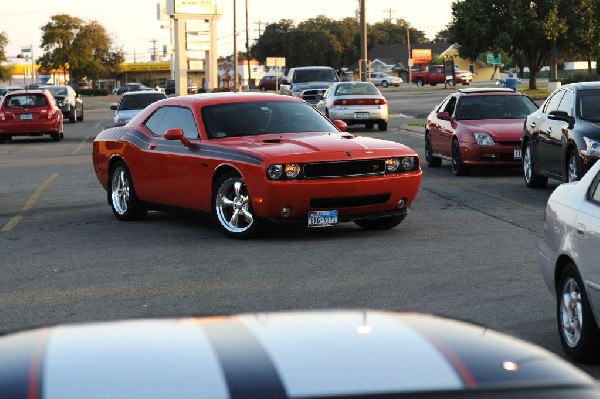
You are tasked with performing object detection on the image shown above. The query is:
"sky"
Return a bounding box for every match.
[1,0,453,62]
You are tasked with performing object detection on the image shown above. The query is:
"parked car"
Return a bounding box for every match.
[412,65,473,86]
[92,92,422,239]
[164,79,198,95]
[73,81,92,91]
[110,91,168,126]
[280,66,340,104]
[523,81,600,188]
[0,89,64,143]
[315,81,389,131]
[425,88,539,175]
[0,86,22,101]
[539,158,600,363]
[369,72,402,87]
[258,75,279,91]
[0,309,599,397]
[40,84,84,123]
[115,82,152,95]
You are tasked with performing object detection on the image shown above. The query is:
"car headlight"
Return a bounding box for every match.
[386,157,418,173]
[473,132,495,146]
[583,136,600,157]
[267,164,302,180]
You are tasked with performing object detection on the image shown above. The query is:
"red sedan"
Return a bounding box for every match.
[425,88,539,175]
[0,89,64,143]
[92,92,422,238]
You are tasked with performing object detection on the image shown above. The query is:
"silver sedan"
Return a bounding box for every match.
[315,81,389,131]
[539,158,600,363]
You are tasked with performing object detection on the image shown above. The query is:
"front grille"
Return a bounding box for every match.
[311,193,391,208]
[302,89,326,104]
[303,159,386,178]
[498,141,521,147]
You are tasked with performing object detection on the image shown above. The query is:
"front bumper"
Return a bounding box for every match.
[460,141,522,165]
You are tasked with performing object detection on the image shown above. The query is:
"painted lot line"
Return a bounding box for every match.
[2,173,59,232]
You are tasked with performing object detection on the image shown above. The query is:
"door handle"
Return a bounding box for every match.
[576,223,585,237]
[530,122,536,129]
[546,127,552,134]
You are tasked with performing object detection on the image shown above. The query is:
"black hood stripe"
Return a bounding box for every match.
[201,320,287,399]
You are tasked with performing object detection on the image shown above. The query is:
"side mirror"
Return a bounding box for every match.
[548,110,574,125]
[164,127,191,147]
[109,104,118,110]
[281,77,289,85]
[333,119,347,131]
[436,111,451,121]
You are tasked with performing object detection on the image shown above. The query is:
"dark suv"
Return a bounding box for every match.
[523,81,600,187]
[280,66,339,104]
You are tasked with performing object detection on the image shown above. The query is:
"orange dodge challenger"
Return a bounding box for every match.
[92,92,422,238]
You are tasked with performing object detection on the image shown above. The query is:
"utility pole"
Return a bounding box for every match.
[233,0,238,92]
[149,39,158,62]
[359,0,368,82]
[383,8,396,21]
[245,0,251,88]
[253,20,265,37]
[407,26,411,85]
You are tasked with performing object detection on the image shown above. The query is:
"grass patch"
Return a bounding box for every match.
[408,121,426,127]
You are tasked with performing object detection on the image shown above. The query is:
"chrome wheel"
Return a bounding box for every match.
[560,277,583,348]
[523,145,533,183]
[214,174,258,237]
[567,152,580,182]
[111,166,130,215]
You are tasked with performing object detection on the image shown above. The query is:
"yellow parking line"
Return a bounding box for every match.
[72,136,89,155]
[2,173,59,232]
[453,181,545,212]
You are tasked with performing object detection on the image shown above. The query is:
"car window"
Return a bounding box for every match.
[5,94,48,108]
[443,95,457,115]
[557,90,574,115]
[435,95,452,113]
[144,106,199,139]
[293,69,338,83]
[120,93,166,111]
[334,83,380,96]
[589,172,600,204]
[456,95,538,120]
[544,90,565,114]
[579,90,600,122]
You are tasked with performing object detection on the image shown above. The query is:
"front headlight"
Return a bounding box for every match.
[583,136,600,157]
[386,157,418,172]
[267,164,302,179]
[473,132,495,146]
[267,164,284,179]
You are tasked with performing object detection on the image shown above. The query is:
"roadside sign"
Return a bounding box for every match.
[266,57,286,67]
[486,53,501,65]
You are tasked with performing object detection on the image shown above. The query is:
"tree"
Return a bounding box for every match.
[564,0,600,73]
[39,14,124,82]
[0,31,10,82]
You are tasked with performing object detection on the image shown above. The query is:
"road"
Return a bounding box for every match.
[1,90,598,377]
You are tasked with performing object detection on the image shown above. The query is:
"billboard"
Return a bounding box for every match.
[412,49,432,65]
[167,0,223,16]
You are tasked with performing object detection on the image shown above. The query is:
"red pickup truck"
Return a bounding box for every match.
[411,65,473,86]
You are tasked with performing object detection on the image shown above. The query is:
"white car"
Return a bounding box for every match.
[539,158,600,362]
[370,72,402,88]
[110,91,167,126]
[315,81,389,131]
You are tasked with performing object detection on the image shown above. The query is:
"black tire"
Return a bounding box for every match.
[451,139,470,176]
[213,172,262,239]
[51,133,60,142]
[523,141,548,188]
[77,107,84,122]
[68,106,76,123]
[557,263,600,363]
[365,122,374,129]
[416,79,424,87]
[259,86,266,92]
[0,135,7,144]
[355,215,405,230]
[378,121,388,132]
[425,133,442,167]
[382,81,389,88]
[109,161,148,221]
[567,149,582,182]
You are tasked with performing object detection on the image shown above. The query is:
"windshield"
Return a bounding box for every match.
[293,69,339,83]
[456,95,538,120]
[202,101,337,138]
[579,90,600,122]
[334,83,380,96]
[4,93,48,108]
[120,93,166,110]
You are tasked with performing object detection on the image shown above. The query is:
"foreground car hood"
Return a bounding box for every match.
[222,132,416,160]
[0,310,594,399]
[460,119,525,140]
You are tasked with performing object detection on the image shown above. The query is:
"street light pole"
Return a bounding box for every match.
[359,0,368,82]
[233,0,238,92]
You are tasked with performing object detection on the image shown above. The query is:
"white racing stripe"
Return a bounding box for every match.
[43,320,229,399]
[240,311,463,397]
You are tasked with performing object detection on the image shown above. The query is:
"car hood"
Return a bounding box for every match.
[293,82,335,91]
[220,132,417,161]
[459,119,524,140]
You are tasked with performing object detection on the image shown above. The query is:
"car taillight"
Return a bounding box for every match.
[0,113,4,121]
[333,98,387,106]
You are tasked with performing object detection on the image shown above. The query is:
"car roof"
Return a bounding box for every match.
[562,81,600,91]
[457,88,518,95]
[121,90,166,97]
[160,91,302,106]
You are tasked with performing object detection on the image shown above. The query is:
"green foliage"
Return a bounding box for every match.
[39,14,124,82]
[0,31,8,62]
[0,65,11,81]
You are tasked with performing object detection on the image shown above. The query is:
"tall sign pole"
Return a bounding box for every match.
[359,0,368,82]
[233,0,238,92]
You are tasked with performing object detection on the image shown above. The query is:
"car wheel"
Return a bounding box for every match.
[77,107,84,122]
[567,149,582,182]
[523,141,548,188]
[355,215,405,230]
[213,172,261,239]
[416,79,424,87]
[425,133,442,167]
[68,106,76,123]
[51,133,60,142]
[451,139,470,176]
[0,135,8,144]
[557,263,600,363]
[382,81,389,88]
[109,161,148,221]
[259,86,266,91]
[378,121,388,132]
[365,122,374,129]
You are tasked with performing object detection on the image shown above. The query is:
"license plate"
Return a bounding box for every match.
[354,112,369,119]
[308,210,338,227]
[20,114,32,120]
[514,148,522,159]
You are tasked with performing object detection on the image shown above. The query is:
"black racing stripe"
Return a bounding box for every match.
[202,320,287,399]
[0,328,50,399]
